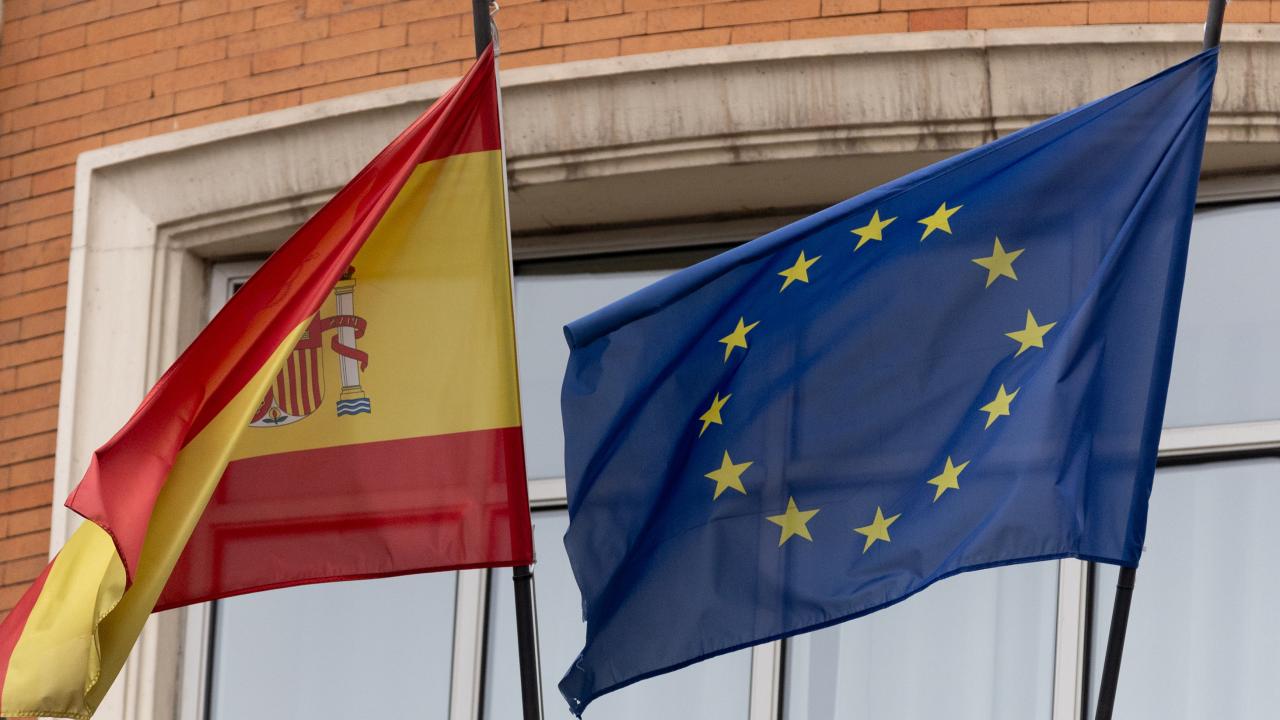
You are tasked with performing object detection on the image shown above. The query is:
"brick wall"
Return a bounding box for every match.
[0,0,1274,617]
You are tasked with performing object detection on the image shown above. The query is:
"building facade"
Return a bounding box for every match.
[3,1,1280,718]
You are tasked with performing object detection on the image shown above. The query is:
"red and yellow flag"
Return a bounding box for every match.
[0,46,531,718]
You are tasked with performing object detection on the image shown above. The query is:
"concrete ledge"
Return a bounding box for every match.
[76,24,1280,238]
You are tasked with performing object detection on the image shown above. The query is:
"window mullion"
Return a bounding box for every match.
[450,570,490,720]
[1052,559,1088,720]
[748,640,783,720]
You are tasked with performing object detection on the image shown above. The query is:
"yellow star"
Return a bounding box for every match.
[705,451,752,500]
[971,237,1024,287]
[926,456,970,502]
[918,201,962,241]
[718,317,760,362]
[778,251,820,292]
[698,392,731,436]
[854,506,901,553]
[851,210,897,251]
[766,497,820,546]
[1005,310,1057,357]
[980,384,1019,429]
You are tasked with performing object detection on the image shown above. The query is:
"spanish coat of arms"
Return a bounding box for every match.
[251,268,372,427]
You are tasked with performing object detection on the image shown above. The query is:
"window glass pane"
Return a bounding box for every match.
[784,562,1058,720]
[486,511,754,719]
[209,573,456,718]
[1089,459,1280,717]
[514,270,670,479]
[1164,202,1280,426]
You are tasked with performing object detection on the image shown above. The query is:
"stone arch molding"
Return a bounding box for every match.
[53,23,1280,720]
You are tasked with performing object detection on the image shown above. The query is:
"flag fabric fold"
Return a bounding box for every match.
[558,49,1217,714]
[0,45,532,718]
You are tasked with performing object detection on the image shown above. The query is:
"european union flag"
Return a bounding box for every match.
[558,49,1217,714]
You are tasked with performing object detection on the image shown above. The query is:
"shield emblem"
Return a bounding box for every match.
[250,315,325,427]
[249,268,371,428]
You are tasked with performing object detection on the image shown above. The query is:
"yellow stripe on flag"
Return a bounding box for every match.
[1,320,309,719]
[0,524,122,718]
[228,149,521,460]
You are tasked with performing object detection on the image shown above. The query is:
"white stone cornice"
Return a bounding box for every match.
[75,24,1280,236]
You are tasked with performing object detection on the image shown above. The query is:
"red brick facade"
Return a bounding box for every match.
[0,0,1273,617]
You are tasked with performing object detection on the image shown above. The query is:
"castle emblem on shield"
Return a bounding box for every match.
[251,267,372,427]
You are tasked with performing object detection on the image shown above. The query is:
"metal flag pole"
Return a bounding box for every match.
[1203,0,1227,49]
[1092,565,1136,720]
[1094,9,1224,719]
[512,564,545,719]
[467,4,546,719]
[471,0,493,55]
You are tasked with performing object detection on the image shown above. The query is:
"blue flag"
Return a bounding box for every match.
[558,49,1217,714]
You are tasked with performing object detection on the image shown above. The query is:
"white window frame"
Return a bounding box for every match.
[175,263,257,720]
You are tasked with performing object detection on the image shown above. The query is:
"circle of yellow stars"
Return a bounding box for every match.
[691,201,1058,554]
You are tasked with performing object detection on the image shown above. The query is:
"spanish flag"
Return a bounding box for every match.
[0,46,531,718]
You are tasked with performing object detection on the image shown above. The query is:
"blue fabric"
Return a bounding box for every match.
[558,49,1217,715]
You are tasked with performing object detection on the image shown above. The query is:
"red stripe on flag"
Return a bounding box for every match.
[0,560,54,702]
[308,349,322,414]
[156,425,533,610]
[298,351,310,416]
[295,353,307,416]
[286,356,300,417]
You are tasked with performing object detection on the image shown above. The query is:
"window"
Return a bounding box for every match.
[512,249,733,480]
[1162,202,1280,427]
[784,562,1058,720]
[189,199,1280,720]
[486,511,754,719]
[194,262,459,720]
[488,254,757,718]
[1088,460,1280,719]
[208,573,457,717]
[1083,202,1280,717]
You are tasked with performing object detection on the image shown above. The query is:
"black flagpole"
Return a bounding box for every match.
[1203,0,1227,49]
[468,4,546,718]
[471,0,492,56]
[1093,6,1223,718]
[512,563,545,719]
[1092,565,1136,720]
